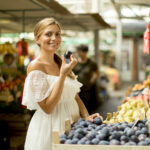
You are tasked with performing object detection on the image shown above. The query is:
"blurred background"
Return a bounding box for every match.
[0,0,150,149]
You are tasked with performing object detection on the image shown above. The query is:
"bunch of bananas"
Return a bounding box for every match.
[0,42,16,54]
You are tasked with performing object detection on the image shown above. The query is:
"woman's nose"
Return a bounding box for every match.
[51,34,56,40]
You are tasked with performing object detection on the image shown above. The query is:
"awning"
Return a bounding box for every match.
[0,0,111,33]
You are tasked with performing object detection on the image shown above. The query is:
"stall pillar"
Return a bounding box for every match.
[94,29,100,66]
[132,38,138,81]
[116,20,122,71]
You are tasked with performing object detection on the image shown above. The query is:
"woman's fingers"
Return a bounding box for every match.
[70,54,77,66]
[61,55,66,64]
[87,113,103,122]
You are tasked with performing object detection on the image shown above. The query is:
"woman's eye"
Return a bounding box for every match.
[46,32,52,37]
[56,33,61,37]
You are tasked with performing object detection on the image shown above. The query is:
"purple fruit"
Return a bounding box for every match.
[138,141,148,146]
[72,138,78,144]
[101,127,109,137]
[99,140,109,145]
[59,134,67,139]
[87,133,96,140]
[93,117,102,125]
[126,128,135,137]
[130,135,139,143]
[110,139,120,145]
[97,134,107,140]
[138,134,147,141]
[120,135,129,142]
[65,139,72,144]
[141,127,148,135]
[64,51,72,59]
[60,138,66,144]
[85,140,92,145]
[92,138,99,144]
[145,138,150,144]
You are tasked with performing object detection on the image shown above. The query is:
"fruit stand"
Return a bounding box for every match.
[52,77,150,149]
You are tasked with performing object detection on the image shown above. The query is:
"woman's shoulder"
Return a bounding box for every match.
[27,59,46,75]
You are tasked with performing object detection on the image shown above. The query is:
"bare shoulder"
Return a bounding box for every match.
[27,59,45,75]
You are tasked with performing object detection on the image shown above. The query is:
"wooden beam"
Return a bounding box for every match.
[116,0,150,5]
[32,0,71,15]
[110,0,120,18]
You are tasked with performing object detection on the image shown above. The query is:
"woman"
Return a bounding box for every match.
[22,18,102,150]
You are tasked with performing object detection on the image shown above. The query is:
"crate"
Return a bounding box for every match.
[52,131,150,150]
[52,120,150,150]
[0,91,14,103]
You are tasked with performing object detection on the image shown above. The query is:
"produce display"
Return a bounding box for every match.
[105,77,150,124]
[59,76,150,147]
[0,42,16,54]
[59,117,150,146]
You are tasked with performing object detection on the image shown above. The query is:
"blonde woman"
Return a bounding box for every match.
[22,18,101,150]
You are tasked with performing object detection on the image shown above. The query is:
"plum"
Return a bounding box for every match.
[71,138,78,144]
[138,141,148,146]
[91,138,99,144]
[135,130,143,136]
[59,134,67,139]
[125,128,135,137]
[101,127,109,137]
[99,140,109,145]
[85,140,92,145]
[120,135,129,142]
[97,134,107,140]
[73,133,84,139]
[87,132,96,140]
[141,127,148,135]
[93,117,102,125]
[65,139,72,144]
[110,139,120,145]
[138,134,147,141]
[64,51,72,59]
[137,123,145,128]
[60,138,66,144]
[130,135,139,143]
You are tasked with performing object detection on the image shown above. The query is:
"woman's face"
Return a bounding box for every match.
[36,24,62,52]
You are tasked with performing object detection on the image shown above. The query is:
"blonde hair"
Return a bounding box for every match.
[34,18,75,79]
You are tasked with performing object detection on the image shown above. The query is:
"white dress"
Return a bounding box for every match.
[22,70,82,150]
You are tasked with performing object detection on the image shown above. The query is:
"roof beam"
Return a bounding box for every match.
[110,0,120,18]
[115,0,150,5]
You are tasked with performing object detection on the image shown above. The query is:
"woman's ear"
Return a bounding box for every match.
[35,37,40,45]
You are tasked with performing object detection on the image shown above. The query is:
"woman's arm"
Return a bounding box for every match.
[38,74,66,114]
[75,94,103,122]
[28,55,77,114]
[75,94,90,118]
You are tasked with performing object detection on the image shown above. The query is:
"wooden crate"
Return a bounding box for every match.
[52,120,150,150]
[52,131,150,150]
[0,91,14,103]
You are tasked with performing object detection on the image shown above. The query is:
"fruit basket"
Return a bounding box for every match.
[52,119,150,150]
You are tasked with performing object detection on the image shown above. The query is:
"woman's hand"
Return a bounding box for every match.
[85,113,103,122]
[60,55,77,77]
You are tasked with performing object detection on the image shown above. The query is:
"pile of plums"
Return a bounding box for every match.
[59,117,150,146]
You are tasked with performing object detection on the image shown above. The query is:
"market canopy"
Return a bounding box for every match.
[0,0,111,33]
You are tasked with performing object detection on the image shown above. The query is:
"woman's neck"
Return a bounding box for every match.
[39,49,55,64]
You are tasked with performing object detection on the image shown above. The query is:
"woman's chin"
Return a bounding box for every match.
[46,48,58,52]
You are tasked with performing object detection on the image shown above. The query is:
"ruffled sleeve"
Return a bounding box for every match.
[74,79,82,93]
[22,70,56,110]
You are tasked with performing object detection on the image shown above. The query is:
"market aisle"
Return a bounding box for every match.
[95,82,133,119]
